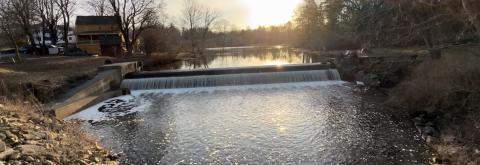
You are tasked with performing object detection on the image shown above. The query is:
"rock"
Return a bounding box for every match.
[90,156,101,163]
[424,126,435,136]
[41,160,56,165]
[76,159,89,165]
[4,131,19,144]
[0,141,5,152]
[441,135,456,143]
[425,122,435,127]
[432,157,443,164]
[45,153,60,162]
[107,153,120,161]
[425,136,435,144]
[0,133,6,141]
[23,155,35,162]
[22,133,36,140]
[17,145,47,156]
[8,152,21,160]
[0,148,14,160]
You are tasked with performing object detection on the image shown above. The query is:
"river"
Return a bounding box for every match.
[67,46,432,164]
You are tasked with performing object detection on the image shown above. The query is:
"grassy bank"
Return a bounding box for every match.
[0,56,112,103]
[387,48,480,164]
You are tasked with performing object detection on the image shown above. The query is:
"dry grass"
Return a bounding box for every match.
[388,54,480,111]
[0,56,112,85]
[0,56,113,102]
[388,50,480,164]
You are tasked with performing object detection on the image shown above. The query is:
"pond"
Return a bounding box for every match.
[68,82,432,164]
[163,46,328,70]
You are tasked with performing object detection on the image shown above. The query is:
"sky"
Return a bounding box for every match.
[76,0,303,29]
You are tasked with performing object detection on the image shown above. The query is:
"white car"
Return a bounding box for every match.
[48,45,64,55]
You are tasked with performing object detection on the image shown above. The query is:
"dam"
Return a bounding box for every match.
[59,47,430,164]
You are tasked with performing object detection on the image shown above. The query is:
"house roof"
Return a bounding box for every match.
[75,16,118,25]
[76,31,120,35]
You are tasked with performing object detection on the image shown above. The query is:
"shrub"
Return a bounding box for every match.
[144,53,179,68]
[387,54,480,164]
[388,55,480,113]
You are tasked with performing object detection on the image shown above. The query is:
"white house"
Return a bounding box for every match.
[31,26,77,46]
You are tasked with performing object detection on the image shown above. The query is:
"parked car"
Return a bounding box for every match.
[48,45,64,55]
[19,45,35,54]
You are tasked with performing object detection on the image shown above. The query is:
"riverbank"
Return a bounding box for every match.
[0,54,180,164]
[346,46,480,164]
[0,100,118,164]
[387,51,480,164]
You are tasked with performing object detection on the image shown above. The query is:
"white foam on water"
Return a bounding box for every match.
[66,95,151,121]
[67,80,344,121]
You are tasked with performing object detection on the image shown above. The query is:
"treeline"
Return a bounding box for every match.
[140,23,298,54]
[208,23,297,47]
[295,0,480,51]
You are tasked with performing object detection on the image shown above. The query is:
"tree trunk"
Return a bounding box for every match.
[7,33,22,63]
[14,43,22,63]
[126,41,133,56]
[63,19,69,56]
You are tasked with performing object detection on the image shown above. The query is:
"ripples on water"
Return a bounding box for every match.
[69,82,431,164]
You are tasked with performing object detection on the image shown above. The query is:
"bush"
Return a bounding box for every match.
[388,55,480,112]
[387,54,480,164]
[140,53,180,70]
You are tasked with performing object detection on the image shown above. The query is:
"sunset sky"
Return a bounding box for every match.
[77,0,303,29]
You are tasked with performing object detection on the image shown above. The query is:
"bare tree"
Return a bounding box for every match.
[181,0,220,54]
[55,0,76,55]
[199,6,219,49]
[181,0,202,53]
[108,0,161,56]
[9,0,37,48]
[37,0,61,45]
[85,0,110,16]
[0,0,22,62]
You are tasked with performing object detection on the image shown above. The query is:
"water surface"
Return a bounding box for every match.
[69,82,432,164]
[164,46,327,70]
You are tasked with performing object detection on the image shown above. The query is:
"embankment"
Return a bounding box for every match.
[0,101,119,164]
[388,54,480,164]
[336,48,480,164]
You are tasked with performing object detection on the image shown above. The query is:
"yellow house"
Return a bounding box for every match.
[75,16,124,56]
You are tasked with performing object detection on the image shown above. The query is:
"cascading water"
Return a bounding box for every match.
[121,69,341,90]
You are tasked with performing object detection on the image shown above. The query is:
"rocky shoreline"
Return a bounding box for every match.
[0,103,118,164]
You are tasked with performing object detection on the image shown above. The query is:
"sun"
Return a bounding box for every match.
[242,0,302,28]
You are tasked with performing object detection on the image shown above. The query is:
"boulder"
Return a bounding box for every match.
[17,145,47,156]
[0,141,5,152]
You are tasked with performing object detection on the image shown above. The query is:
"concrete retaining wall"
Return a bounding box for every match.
[52,61,140,119]
[126,63,334,79]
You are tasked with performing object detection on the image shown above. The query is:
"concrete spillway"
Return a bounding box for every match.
[121,63,340,90]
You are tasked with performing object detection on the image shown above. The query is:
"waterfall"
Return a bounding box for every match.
[121,69,341,90]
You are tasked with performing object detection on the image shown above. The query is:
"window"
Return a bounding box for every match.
[68,37,73,40]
